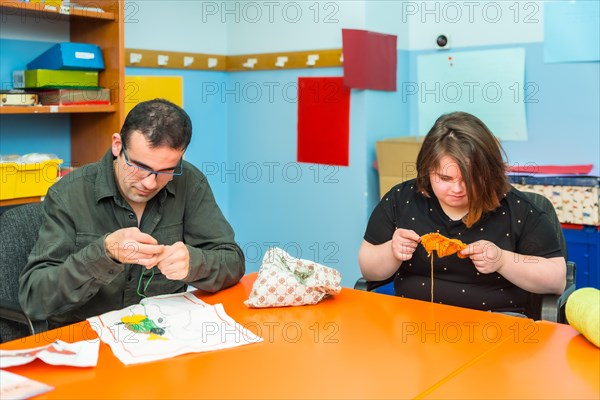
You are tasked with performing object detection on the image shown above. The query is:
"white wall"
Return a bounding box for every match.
[125,1,228,53]
[6,1,543,53]
[125,1,369,54]
[1,11,68,42]
[366,1,410,48]
[226,0,366,53]
[405,0,544,49]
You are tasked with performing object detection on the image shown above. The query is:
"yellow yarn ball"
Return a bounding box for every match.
[566,287,600,348]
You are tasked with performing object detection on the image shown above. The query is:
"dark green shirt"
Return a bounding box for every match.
[19,150,244,327]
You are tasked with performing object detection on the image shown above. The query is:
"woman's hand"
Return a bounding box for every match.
[461,240,506,273]
[461,240,566,294]
[391,228,421,262]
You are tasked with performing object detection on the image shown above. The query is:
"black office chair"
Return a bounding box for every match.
[0,202,48,343]
[355,191,576,324]
[521,191,576,323]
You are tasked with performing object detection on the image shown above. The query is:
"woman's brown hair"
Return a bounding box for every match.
[416,112,510,228]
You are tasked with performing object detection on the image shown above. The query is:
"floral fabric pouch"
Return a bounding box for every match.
[244,247,342,308]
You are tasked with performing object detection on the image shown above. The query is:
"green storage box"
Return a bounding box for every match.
[22,69,99,89]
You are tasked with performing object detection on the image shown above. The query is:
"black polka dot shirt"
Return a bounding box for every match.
[364,179,564,314]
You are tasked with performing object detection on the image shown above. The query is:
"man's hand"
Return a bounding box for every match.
[104,227,164,267]
[156,241,190,280]
[391,228,421,262]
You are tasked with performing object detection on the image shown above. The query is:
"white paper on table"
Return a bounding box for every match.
[0,340,99,368]
[0,370,54,400]
[87,292,262,365]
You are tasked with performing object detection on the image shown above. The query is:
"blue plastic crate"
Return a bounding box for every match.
[509,175,600,187]
[373,282,394,295]
[563,226,600,289]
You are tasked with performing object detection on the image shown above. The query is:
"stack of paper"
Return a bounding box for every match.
[0,370,53,400]
[0,340,99,369]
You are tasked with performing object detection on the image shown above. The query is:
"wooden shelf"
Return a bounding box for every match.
[0,0,115,20]
[126,48,227,71]
[1,0,125,166]
[0,104,116,114]
[227,49,343,71]
[0,196,42,207]
[126,48,344,71]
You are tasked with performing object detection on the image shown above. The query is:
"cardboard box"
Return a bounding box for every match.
[38,88,110,106]
[19,70,99,89]
[1,92,38,106]
[0,159,62,200]
[27,43,105,71]
[376,136,424,198]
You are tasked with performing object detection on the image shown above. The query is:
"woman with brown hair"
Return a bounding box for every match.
[358,112,566,314]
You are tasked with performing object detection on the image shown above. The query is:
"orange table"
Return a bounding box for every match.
[419,320,600,399]
[0,274,575,399]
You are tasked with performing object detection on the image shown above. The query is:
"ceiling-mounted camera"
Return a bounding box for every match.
[436,34,450,49]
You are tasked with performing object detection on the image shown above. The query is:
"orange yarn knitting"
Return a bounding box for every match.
[421,232,468,258]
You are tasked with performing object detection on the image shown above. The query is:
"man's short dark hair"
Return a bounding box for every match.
[120,99,192,150]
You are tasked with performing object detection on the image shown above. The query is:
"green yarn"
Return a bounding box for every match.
[137,267,155,298]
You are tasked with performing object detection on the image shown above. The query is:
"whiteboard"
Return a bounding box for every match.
[417,48,527,141]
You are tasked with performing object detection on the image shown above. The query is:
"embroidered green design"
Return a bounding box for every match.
[119,314,167,340]
[278,255,312,283]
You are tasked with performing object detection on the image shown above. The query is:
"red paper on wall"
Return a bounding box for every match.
[297,77,351,166]
[507,164,593,175]
[342,29,397,91]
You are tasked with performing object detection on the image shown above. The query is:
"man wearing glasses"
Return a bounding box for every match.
[19,99,245,328]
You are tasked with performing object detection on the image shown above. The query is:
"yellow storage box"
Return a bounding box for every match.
[0,159,62,200]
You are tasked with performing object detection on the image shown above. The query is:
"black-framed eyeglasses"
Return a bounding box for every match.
[122,144,183,178]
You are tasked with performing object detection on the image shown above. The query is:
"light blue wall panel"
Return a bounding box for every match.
[364,49,411,214]
[0,114,71,161]
[124,67,230,217]
[505,43,599,174]
[226,68,368,285]
[406,43,600,175]
[0,39,57,89]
